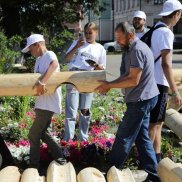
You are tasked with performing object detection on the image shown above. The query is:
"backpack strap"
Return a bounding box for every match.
[152,24,167,63]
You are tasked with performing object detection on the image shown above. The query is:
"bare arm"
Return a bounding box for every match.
[161,49,182,105]
[33,60,58,95]
[64,38,84,63]
[96,67,142,94]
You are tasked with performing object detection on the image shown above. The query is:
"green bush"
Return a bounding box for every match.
[0,32,22,73]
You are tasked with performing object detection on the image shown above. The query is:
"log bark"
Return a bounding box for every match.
[20,168,45,182]
[47,161,76,182]
[158,157,182,182]
[0,166,20,182]
[77,167,106,182]
[107,166,135,182]
[165,109,182,139]
[0,71,106,96]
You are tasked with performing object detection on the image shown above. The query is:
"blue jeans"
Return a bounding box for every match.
[64,84,93,141]
[110,96,159,178]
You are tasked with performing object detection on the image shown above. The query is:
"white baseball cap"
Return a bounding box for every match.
[159,0,182,16]
[133,11,146,20]
[21,34,45,53]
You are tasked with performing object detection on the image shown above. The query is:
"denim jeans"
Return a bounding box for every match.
[28,109,64,169]
[110,96,159,178]
[64,84,93,141]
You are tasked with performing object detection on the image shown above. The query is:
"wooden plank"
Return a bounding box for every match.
[165,109,182,139]
[158,157,182,182]
[47,161,76,182]
[0,166,21,182]
[77,167,106,182]
[107,166,135,182]
[0,71,106,96]
[20,168,45,182]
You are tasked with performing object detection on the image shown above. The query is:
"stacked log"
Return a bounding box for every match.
[77,167,106,182]
[107,166,135,182]
[158,157,182,182]
[46,161,76,182]
[20,168,45,182]
[165,109,182,139]
[0,166,21,182]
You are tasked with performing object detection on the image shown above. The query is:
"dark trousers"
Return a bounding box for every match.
[0,133,14,168]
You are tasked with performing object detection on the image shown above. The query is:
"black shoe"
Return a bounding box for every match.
[55,157,67,165]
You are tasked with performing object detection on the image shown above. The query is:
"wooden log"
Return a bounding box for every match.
[0,166,20,182]
[158,157,182,182]
[47,161,76,182]
[0,71,106,96]
[107,166,135,182]
[77,167,106,182]
[20,168,45,182]
[167,69,182,111]
[165,109,182,139]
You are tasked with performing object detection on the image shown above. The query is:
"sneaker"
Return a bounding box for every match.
[55,157,67,165]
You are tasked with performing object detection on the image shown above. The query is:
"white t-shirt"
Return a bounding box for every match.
[151,21,174,87]
[34,51,62,114]
[67,40,106,70]
[136,27,149,39]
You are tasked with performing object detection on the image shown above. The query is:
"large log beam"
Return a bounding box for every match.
[165,109,182,139]
[158,157,182,182]
[0,71,106,96]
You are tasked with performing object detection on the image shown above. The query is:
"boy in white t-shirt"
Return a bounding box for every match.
[149,0,182,164]
[21,34,66,170]
[63,22,106,141]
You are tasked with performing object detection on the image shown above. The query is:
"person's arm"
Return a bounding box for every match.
[95,67,142,94]
[33,60,58,95]
[64,38,84,63]
[161,49,182,105]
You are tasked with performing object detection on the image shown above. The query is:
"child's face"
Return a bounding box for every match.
[84,27,98,43]
[29,43,39,57]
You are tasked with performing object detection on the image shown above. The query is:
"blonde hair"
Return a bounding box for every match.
[84,22,98,31]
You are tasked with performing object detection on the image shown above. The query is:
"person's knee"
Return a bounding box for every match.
[80,109,90,116]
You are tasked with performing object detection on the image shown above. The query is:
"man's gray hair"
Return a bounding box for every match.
[115,22,135,35]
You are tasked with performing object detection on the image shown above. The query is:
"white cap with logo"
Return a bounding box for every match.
[133,11,146,20]
[159,0,182,16]
[21,34,45,53]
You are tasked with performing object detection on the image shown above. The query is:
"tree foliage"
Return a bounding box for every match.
[0,0,106,36]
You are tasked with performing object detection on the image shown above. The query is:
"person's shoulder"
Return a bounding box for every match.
[95,42,105,50]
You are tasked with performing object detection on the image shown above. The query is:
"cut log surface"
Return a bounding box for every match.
[0,71,106,96]
[0,166,20,182]
[158,157,182,182]
[77,167,106,182]
[47,161,76,182]
[107,166,135,182]
[165,109,182,139]
[20,168,45,182]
